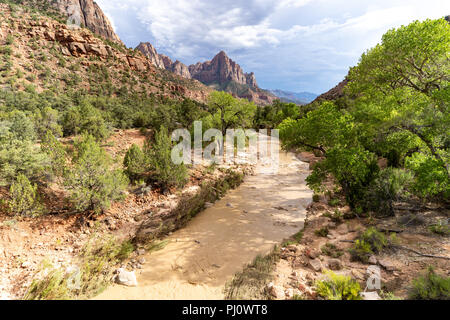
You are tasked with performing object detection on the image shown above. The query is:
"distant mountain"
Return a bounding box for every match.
[136,44,277,105]
[268,89,318,105]
[311,78,349,104]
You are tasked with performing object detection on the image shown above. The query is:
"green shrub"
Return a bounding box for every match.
[123,144,147,183]
[25,235,136,300]
[321,243,344,258]
[429,221,450,236]
[349,227,391,263]
[323,209,343,223]
[9,174,44,217]
[315,227,329,237]
[282,231,304,247]
[349,239,373,263]
[145,126,188,191]
[359,227,388,253]
[312,194,320,202]
[328,198,340,207]
[62,104,109,140]
[64,135,129,214]
[41,130,67,178]
[364,168,414,216]
[315,270,362,300]
[409,267,450,300]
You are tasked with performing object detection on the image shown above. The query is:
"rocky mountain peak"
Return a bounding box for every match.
[189,50,258,88]
[45,0,122,43]
[136,42,165,69]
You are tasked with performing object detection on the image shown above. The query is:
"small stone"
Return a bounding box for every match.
[115,268,138,287]
[336,224,349,235]
[378,259,397,271]
[138,257,146,264]
[286,245,298,253]
[226,203,233,208]
[137,249,146,256]
[306,248,319,259]
[285,288,295,299]
[21,261,31,269]
[309,258,323,272]
[327,258,343,271]
[368,255,377,265]
[267,282,285,300]
[360,291,381,300]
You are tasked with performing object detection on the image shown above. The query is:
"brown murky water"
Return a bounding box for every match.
[96,147,312,300]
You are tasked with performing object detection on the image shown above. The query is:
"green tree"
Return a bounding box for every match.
[208,91,256,135]
[65,135,128,214]
[41,130,67,179]
[9,174,44,217]
[123,144,147,183]
[145,126,187,191]
[35,107,63,139]
[62,103,109,140]
[347,18,449,197]
[0,116,49,186]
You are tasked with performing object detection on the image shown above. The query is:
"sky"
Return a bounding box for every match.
[96,0,449,94]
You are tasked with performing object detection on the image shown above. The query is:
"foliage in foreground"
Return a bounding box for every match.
[8,173,44,216]
[224,247,280,300]
[315,270,362,300]
[408,267,450,300]
[25,235,135,300]
[278,18,450,213]
[349,227,394,263]
[65,135,129,214]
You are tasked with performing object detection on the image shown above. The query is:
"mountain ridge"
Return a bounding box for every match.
[136,43,277,105]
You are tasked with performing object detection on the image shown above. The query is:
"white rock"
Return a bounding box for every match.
[360,291,381,300]
[267,282,286,300]
[285,288,295,299]
[309,258,323,272]
[115,268,138,287]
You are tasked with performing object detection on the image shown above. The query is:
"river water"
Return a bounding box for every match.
[96,142,312,300]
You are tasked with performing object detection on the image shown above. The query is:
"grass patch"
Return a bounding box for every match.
[24,235,134,300]
[429,221,450,236]
[315,270,362,300]
[349,227,394,263]
[315,227,329,237]
[321,243,344,258]
[145,239,169,253]
[323,209,343,223]
[408,267,450,300]
[282,231,303,247]
[224,246,280,300]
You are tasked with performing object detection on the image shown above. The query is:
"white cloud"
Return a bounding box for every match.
[96,0,450,92]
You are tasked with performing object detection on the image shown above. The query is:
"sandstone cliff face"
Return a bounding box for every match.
[170,60,192,79]
[0,3,211,104]
[136,43,275,104]
[188,51,257,88]
[48,0,122,43]
[136,42,165,69]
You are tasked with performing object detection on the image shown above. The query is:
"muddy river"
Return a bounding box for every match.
[96,143,312,300]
